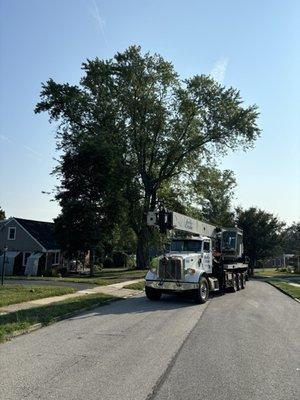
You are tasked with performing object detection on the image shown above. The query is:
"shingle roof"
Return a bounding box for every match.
[14,218,59,250]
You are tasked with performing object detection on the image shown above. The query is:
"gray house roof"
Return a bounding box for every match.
[14,218,59,250]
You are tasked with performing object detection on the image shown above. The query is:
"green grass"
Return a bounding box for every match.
[268,281,300,300]
[6,268,147,286]
[254,268,300,279]
[0,285,75,308]
[0,293,116,343]
[123,281,145,291]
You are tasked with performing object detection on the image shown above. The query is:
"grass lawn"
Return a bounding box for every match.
[254,268,300,279]
[254,268,300,300]
[0,285,75,308]
[6,268,147,286]
[268,281,300,300]
[123,281,145,291]
[0,292,116,343]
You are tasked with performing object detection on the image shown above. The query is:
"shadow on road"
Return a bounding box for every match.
[71,293,205,321]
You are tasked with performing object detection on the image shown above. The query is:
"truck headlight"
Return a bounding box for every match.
[187,268,196,275]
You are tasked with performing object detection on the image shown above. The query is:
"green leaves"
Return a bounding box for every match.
[36,46,261,267]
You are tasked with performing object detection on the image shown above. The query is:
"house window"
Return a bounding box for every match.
[203,241,210,252]
[52,252,60,265]
[23,252,31,266]
[8,227,16,240]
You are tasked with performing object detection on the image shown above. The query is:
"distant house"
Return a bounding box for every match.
[0,217,61,276]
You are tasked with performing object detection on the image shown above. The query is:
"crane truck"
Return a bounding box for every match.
[145,209,248,303]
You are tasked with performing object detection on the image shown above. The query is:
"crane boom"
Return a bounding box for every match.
[147,210,217,237]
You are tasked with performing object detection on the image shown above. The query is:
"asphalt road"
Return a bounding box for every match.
[0,281,299,400]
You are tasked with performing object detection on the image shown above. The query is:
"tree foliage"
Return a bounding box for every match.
[36,46,260,268]
[236,207,285,267]
[281,222,300,254]
[0,207,5,221]
[188,167,236,226]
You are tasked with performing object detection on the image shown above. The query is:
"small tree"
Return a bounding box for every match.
[281,222,300,254]
[236,207,285,274]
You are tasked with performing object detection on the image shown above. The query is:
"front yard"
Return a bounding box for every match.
[0,292,116,343]
[5,267,147,286]
[254,268,300,300]
[0,285,75,308]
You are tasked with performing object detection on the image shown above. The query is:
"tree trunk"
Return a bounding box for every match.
[136,191,154,269]
[136,225,150,269]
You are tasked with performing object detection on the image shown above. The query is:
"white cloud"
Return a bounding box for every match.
[24,145,43,161]
[210,57,229,84]
[89,0,108,46]
[0,134,13,144]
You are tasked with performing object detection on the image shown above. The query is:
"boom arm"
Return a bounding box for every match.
[147,210,217,237]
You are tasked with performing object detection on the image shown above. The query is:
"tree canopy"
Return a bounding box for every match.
[35,46,260,268]
[236,207,285,268]
[281,222,300,255]
[0,207,5,221]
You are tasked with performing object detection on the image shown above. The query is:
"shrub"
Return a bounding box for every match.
[43,268,62,278]
[126,255,136,269]
[103,257,114,268]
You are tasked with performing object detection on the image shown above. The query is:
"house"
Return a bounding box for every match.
[0,217,61,276]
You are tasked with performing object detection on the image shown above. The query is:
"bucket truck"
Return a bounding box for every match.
[145,210,249,303]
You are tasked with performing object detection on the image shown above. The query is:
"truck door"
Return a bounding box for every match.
[203,240,212,273]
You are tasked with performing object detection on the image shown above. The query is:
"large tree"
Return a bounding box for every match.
[53,133,132,274]
[0,207,5,221]
[36,46,260,268]
[236,207,285,273]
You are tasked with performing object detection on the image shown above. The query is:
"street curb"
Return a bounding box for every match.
[263,280,300,303]
[2,298,118,342]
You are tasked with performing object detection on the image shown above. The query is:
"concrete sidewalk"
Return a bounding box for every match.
[0,279,144,315]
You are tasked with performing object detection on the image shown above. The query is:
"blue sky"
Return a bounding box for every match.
[0,0,299,225]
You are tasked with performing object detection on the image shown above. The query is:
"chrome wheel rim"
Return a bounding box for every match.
[200,282,207,299]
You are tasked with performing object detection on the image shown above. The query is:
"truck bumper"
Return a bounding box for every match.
[145,280,199,292]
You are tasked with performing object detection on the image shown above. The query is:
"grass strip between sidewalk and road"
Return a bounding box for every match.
[0,293,117,343]
[268,281,300,300]
[0,285,75,308]
[123,281,145,291]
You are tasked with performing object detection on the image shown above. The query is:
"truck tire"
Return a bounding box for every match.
[230,273,238,292]
[241,273,246,289]
[145,286,162,301]
[195,277,209,304]
[236,273,242,291]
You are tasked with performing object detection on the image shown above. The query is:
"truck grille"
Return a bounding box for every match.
[158,257,182,280]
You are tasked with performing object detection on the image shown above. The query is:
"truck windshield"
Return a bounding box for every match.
[222,231,237,251]
[170,240,202,252]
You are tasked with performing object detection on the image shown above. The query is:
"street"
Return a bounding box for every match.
[0,281,299,400]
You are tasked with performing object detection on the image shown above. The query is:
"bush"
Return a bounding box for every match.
[126,255,136,269]
[103,257,114,268]
[93,264,103,273]
[59,267,68,277]
[43,268,62,278]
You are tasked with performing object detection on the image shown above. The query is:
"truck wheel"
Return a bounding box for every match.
[236,273,242,291]
[145,286,162,301]
[195,277,209,304]
[241,273,246,289]
[231,274,238,292]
